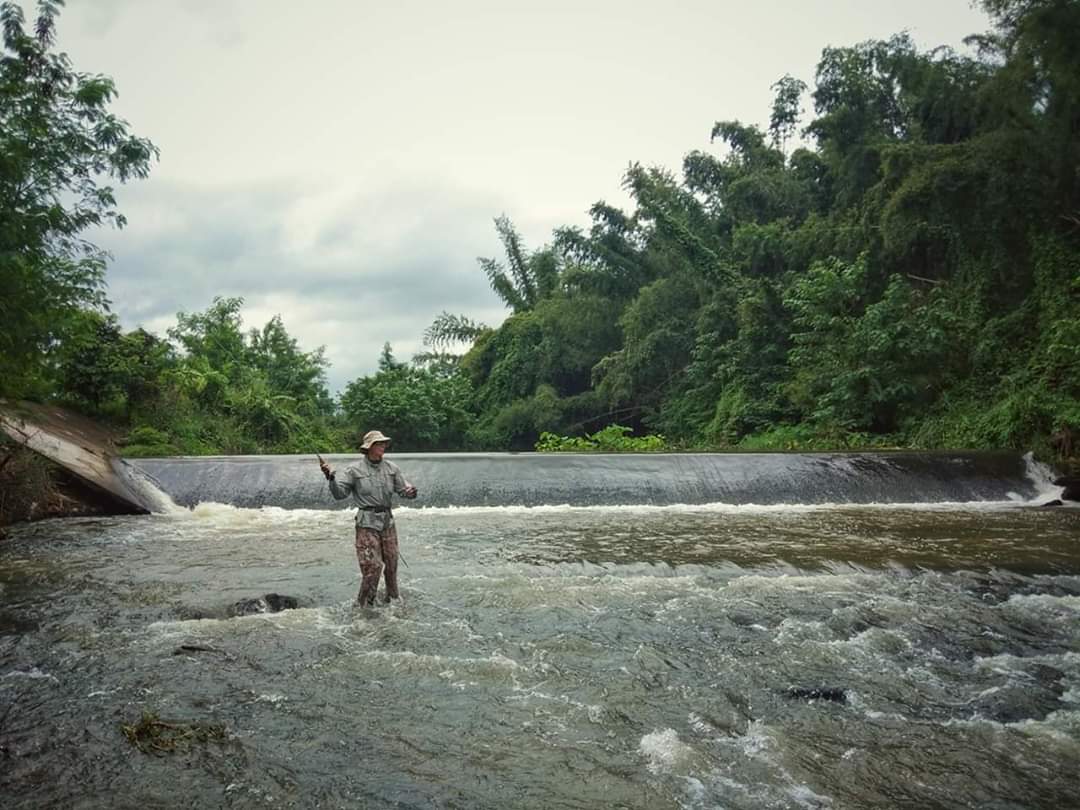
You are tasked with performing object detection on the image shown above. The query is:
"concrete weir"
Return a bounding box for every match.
[0,400,161,516]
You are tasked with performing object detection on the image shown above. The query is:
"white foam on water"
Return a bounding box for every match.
[687,712,713,735]
[723,571,880,599]
[87,687,122,698]
[1012,710,1080,742]
[442,573,502,582]
[788,784,835,807]
[824,626,914,656]
[1022,451,1066,502]
[691,722,835,809]
[139,484,1079,533]
[972,651,1080,685]
[114,460,189,516]
[680,776,708,807]
[174,502,339,526]
[942,707,1080,743]
[357,649,522,675]
[3,667,59,683]
[1001,593,1080,613]
[846,692,909,723]
[224,782,276,804]
[504,685,604,722]
[774,617,833,645]
[251,692,287,706]
[146,607,312,638]
[404,499,1043,518]
[730,719,775,759]
[639,728,696,774]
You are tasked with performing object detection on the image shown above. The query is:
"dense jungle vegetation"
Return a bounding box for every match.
[2,0,1078,461]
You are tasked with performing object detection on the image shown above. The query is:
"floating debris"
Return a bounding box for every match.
[120,711,228,755]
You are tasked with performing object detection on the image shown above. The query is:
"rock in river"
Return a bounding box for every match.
[227,593,299,617]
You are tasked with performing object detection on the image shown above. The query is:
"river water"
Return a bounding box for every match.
[2,459,1080,808]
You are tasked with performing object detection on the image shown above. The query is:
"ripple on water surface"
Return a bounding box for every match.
[1,502,1079,808]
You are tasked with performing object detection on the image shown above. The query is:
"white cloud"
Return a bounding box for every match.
[93,173,523,391]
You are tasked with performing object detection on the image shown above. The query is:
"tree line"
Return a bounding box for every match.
[2,0,1077,459]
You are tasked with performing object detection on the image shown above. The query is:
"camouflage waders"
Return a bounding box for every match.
[355,524,400,605]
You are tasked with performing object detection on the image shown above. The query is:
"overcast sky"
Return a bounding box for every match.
[38,0,990,393]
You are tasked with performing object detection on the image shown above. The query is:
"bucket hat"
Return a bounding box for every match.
[360,430,392,450]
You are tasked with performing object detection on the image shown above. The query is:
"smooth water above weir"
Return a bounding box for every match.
[131,451,1040,509]
[2,453,1077,809]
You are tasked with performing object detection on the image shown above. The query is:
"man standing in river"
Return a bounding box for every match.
[320,430,418,606]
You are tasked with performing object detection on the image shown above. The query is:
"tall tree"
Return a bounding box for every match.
[479,215,560,312]
[0,0,157,397]
[769,74,808,154]
[247,314,332,414]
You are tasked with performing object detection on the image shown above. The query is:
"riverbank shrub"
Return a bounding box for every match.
[536,425,667,452]
[735,425,899,452]
[119,427,180,458]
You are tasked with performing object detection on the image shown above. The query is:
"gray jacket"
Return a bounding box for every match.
[327,457,414,531]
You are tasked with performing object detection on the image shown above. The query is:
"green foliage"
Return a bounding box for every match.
[462,287,622,448]
[248,315,333,415]
[53,310,175,419]
[470,384,564,450]
[119,426,179,458]
[783,256,957,433]
[134,297,335,453]
[10,0,1079,461]
[42,297,340,456]
[168,297,247,379]
[737,424,897,452]
[0,0,157,399]
[423,311,490,351]
[769,74,808,152]
[536,425,667,452]
[478,216,561,313]
[911,230,1080,453]
[460,2,1079,457]
[593,272,702,426]
[339,345,474,451]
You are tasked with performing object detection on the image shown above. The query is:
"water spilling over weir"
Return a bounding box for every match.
[131,450,1040,509]
[2,451,1078,808]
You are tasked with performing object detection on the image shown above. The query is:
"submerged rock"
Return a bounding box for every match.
[228,593,299,616]
[172,643,221,655]
[785,687,848,704]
